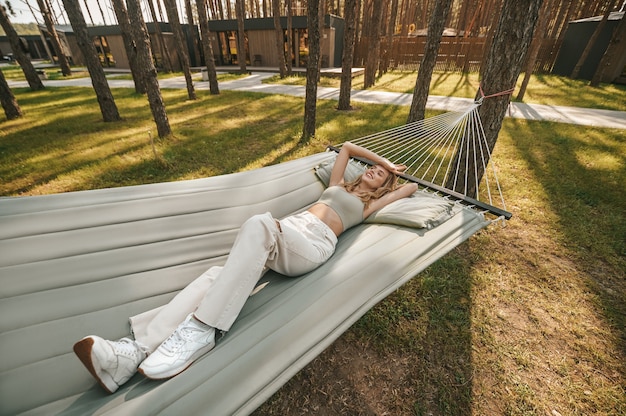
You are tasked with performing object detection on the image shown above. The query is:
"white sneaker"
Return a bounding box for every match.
[73,336,146,393]
[138,314,216,380]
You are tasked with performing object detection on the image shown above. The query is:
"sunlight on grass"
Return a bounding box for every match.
[265,71,626,111]
[2,85,625,416]
[575,149,622,171]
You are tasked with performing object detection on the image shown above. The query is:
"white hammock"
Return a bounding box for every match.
[337,102,510,220]
[0,102,508,415]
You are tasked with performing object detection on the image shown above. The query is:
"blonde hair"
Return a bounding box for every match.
[342,165,399,208]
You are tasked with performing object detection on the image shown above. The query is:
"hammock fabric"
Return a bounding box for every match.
[0,103,507,415]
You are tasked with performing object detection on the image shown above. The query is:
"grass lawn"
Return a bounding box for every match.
[1,75,625,415]
[266,70,626,112]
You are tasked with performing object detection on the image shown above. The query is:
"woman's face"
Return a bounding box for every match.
[361,165,391,190]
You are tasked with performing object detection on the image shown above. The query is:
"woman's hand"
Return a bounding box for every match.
[332,142,409,185]
[382,159,407,175]
[391,163,407,174]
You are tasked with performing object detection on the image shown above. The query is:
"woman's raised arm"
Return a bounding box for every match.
[328,142,407,187]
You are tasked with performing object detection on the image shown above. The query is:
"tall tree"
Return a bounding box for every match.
[517,0,553,101]
[110,0,145,94]
[37,0,72,76]
[0,5,44,90]
[225,0,233,19]
[591,6,626,86]
[302,0,320,141]
[80,0,112,67]
[549,0,579,64]
[236,0,247,72]
[196,0,220,94]
[478,0,504,71]
[407,0,454,123]
[570,0,617,79]
[380,0,399,75]
[0,67,22,120]
[363,0,383,88]
[126,0,172,137]
[272,0,287,77]
[146,0,174,72]
[446,0,544,195]
[184,0,201,66]
[337,0,357,110]
[286,0,293,74]
[163,0,196,100]
[62,0,121,121]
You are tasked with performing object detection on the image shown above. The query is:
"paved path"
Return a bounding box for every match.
[9,71,626,129]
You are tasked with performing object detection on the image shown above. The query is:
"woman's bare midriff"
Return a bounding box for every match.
[307,203,345,237]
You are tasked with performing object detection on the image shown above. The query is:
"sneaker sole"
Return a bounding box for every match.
[137,340,216,380]
[73,337,118,394]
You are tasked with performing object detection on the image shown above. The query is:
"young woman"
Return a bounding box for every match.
[73,142,418,393]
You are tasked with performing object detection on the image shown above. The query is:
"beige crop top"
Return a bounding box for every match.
[316,186,365,230]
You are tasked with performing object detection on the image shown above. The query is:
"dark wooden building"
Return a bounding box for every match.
[552,11,626,84]
[14,15,345,72]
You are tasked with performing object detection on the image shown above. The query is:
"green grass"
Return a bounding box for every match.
[2,79,625,416]
[0,64,248,82]
[0,64,90,80]
[266,70,626,111]
[0,86,409,195]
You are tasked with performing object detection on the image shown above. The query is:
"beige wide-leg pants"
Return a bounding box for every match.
[129,211,337,352]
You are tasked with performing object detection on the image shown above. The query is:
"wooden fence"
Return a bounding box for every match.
[355,36,560,73]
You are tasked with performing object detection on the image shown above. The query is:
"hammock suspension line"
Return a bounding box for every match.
[332,96,513,220]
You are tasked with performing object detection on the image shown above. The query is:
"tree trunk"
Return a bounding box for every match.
[36,0,72,76]
[549,0,579,64]
[127,0,172,138]
[184,0,201,67]
[163,0,196,100]
[337,0,357,110]
[286,0,293,74]
[196,0,220,94]
[381,0,398,74]
[0,68,23,120]
[110,0,145,94]
[147,0,174,72]
[446,0,544,196]
[478,0,501,68]
[591,7,626,86]
[570,0,617,79]
[226,0,233,19]
[0,6,44,91]
[236,0,248,72]
[407,0,454,123]
[517,0,553,101]
[363,0,383,88]
[451,0,469,69]
[302,0,320,142]
[354,0,363,58]
[317,0,324,80]
[62,0,121,122]
[399,0,409,36]
[272,0,287,77]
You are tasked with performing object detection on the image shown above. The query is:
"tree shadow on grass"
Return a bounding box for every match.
[506,117,626,357]
[254,242,476,416]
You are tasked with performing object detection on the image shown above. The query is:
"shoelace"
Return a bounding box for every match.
[114,338,139,358]
[159,320,205,353]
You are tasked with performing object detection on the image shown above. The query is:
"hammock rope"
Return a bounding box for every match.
[333,101,511,220]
